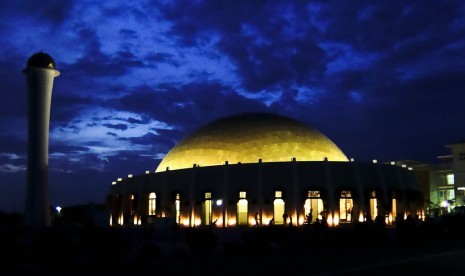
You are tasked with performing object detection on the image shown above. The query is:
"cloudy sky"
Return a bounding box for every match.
[0,0,464,212]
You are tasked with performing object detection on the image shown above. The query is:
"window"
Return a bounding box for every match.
[369,191,378,220]
[148,192,156,216]
[339,190,353,221]
[448,189,455,200]
[237,191,248,225]
[175,193,180,224]
[304,190,323,223]
[391,192,397,219]
[203,192,212,225]
[447,174,455,185]
[274,190,285,225]
[459,152,465,161]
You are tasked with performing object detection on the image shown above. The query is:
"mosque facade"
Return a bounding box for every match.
[108,113,424,227]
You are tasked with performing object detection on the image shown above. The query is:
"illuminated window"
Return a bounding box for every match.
[148,192,156,216]
[203,192,212,225]
[175,193,180,224]
[237,191,249,225]
[369,191,378,220]
[274,191,285,225]
[304,190,323,222]
[339,190,353,221]
[447,174,454,185]
[391,192,397,218]
[237,191,248,225]
[307,190,320,198]
[447,189,455,200]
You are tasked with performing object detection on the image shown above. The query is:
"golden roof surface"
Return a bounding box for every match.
[156,112,348,172]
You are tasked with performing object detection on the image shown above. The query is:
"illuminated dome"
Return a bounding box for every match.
[156,112,348,172]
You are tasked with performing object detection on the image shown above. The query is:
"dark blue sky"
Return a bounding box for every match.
[1,0,464,212]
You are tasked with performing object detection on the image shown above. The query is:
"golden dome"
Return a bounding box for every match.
[155,112,348,172]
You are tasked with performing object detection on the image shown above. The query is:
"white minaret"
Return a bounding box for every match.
[23,52,60,227]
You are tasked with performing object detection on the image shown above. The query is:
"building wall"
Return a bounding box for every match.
[109,160,423,227]
[448,142,465,206]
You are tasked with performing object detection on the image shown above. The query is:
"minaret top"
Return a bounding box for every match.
[26,52,56,69]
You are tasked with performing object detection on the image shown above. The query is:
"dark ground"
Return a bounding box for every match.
[2,214,465,275]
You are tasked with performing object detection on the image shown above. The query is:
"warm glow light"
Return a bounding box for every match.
[327,213,333,227]
[388,212,393,225]
[118,213,123,225]
[181,218,190,226]
[134,215,138,225]
[213,218,223,226]
[249,215,255,225]
[262,215,272,225]
[404,212,407,220]
[228,218,236,226]
[298,216,305,225]
[333,212,340,226]
[359,211,364,222]
[194,218,201,226]
[109,215,113,226]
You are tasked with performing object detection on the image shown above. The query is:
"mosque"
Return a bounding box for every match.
[108,112,423,228]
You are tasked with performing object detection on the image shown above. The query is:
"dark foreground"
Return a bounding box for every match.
[3,215,465,275]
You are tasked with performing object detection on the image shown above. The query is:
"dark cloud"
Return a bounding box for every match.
[144,52,181,67]
[107,81,267,134]
[50,143,90,155]
[0,55,28,117]
[0,0,75,25]
[119,29,138,39]
[102,123,128,131]
[157,1,327,92]
[0,135,26,155]
[60,28,145,78]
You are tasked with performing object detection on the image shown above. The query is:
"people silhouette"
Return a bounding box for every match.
[306,208,313,224]
[283,212,289,226]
